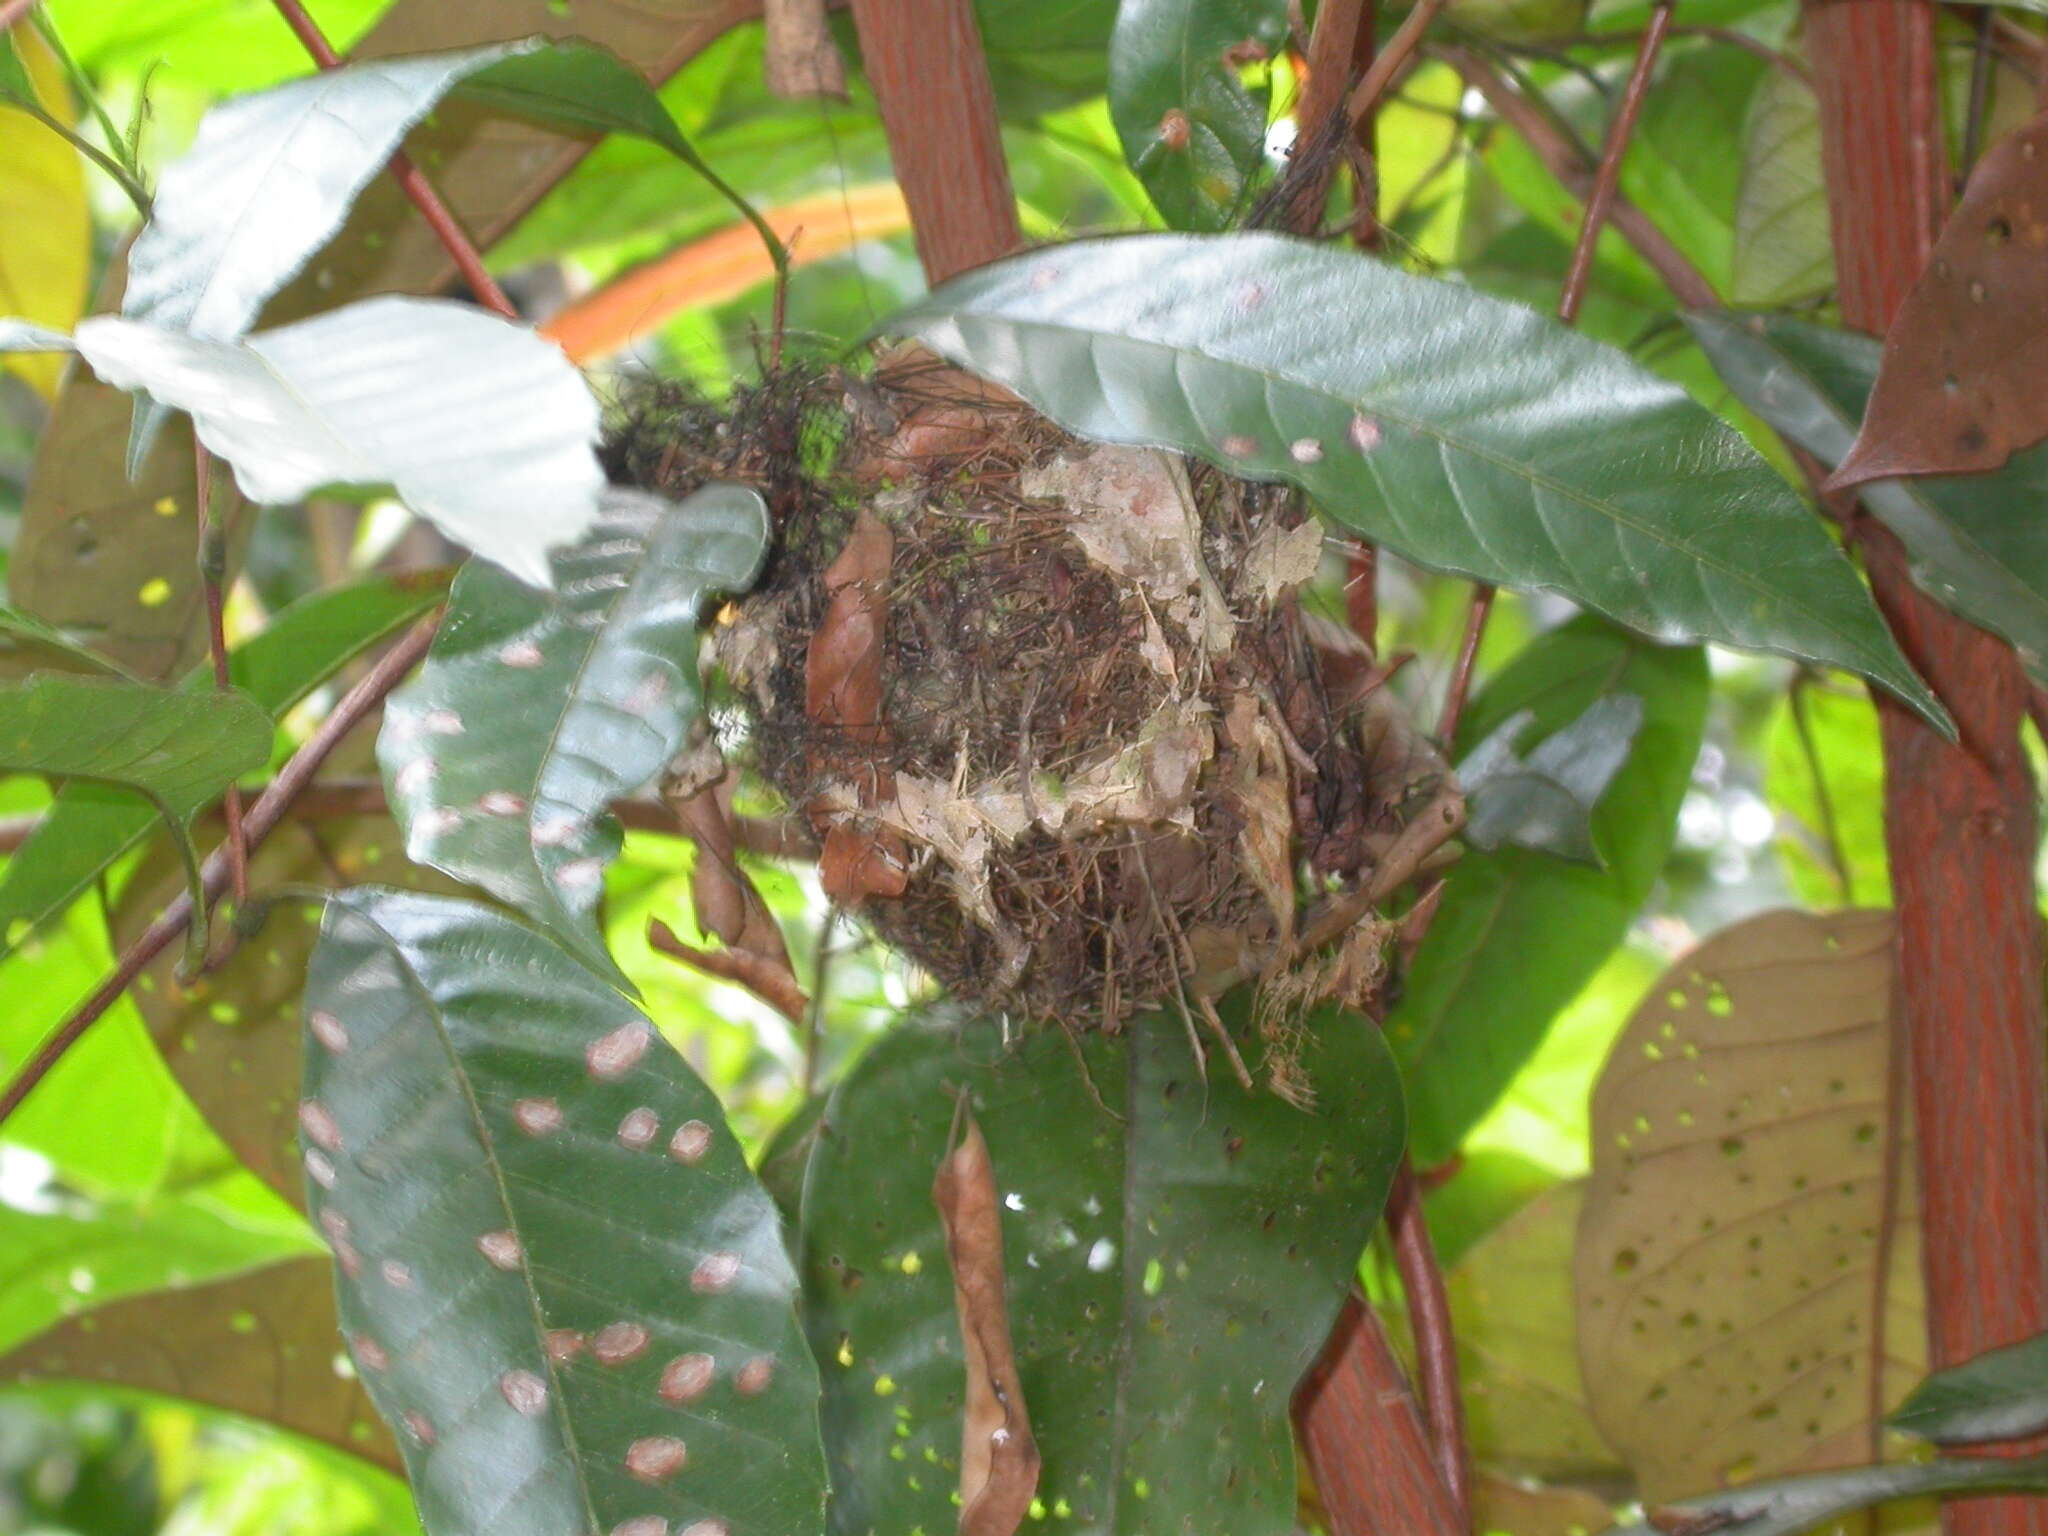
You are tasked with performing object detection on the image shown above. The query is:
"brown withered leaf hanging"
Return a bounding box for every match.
[1830,112,2048,489]
[933,1109,1040,1536]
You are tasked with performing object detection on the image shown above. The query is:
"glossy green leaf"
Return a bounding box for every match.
[0,1256,399,1470]
[1691,310,2048,686]
[302,888,826,1536]
[1459,694,1641,864]
[1387,617,1708,1166]
[0,571,446,958]
[379,484,768,982]
[1892,1331,2048,1446]
[0,674,269,823]
[886,234,1940,725]
[73,298,602,588]
[1603,1453,2048,1536]
[1730,64,1832,307]
[800,998,1405,1536]
[1107,0,1285,231]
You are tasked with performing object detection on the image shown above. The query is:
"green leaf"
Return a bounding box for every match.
[1576,909,1921,1502]
[1892,1331,2048,1446]
[885,233,1942,725]
[1107,0,1285,232]
[0,571,446,958]
[73,298,602,588]
[1691,310,2048,687]
[0,1257,400,1470]
[1764,680,1888,908]
[1602,1453,2048,1536]
[800,998,1405,1536]
[1459,694,1641,864]
[1387,616,1708,1166]
[0,604,137,678]
[0,674,269,823]
[1730,63,1832,306]
[379,484,768,982]
[302,887,827,1536]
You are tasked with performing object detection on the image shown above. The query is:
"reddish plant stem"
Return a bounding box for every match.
[1436,583,1494,743]
[192,442,249,909]
[0,617,440,1133]
[0,0,40,33]
[1290,0,1371,230]
[1438,45,1716,309]
[268,0,517,321]
[846,0,1018,284]
[1387,1159,1469,1521]
[1296,1296,1465,1536]
[1804,4,2048,1533]
[1345,0,1451,121]
[1558,0,1675,325]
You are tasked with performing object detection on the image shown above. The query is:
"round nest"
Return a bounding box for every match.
[606,350,1449,1039]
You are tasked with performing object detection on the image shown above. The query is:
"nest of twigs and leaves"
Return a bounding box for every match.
[607,348,1459,1091]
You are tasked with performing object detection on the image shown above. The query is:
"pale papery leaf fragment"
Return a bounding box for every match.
[935,1112,1041,1536]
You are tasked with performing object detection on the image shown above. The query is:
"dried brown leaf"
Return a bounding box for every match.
[806,507,893,746]
[667,749,796,972]
[1831,111,2048,487]
[1576,909,1922,1502]
[933,1112,1040,1536]
[648,916,809,1025]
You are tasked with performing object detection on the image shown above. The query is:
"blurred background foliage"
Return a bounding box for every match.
[0,0,2024,1530]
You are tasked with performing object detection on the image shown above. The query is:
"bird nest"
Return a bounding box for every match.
[607,350,1452,1057]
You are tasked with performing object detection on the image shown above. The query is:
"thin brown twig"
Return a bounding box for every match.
[1388,1157,1470,1517]
[193,442,249,908]
[1436,583,1494,744]
[1558,0,1676,326]
[1555,24,1813,86]
[0,778,818,857]
[0,617,440,1133]
[267,0,517,320]
[1438,42,1717,309]
[1345,0,1452,121]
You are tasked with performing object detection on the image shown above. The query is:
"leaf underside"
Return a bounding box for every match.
[379,484,769,980]
[885,232,1941,728]
[302,888,826,1536]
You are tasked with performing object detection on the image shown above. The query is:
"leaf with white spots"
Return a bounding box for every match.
[71,298,602,588]
[800,997,1405,1536]
[379,484,770,982]
[301,887,825,1536]
[883,232,1943,728]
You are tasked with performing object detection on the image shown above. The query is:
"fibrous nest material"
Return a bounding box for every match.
[607,350,1449,1045]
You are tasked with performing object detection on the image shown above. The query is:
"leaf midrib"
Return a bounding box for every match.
[941,308,1902,682]
[343,899,603,1535]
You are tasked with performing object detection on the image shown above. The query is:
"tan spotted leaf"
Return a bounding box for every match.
[1575,909,1923,1502]
[302,887,825,1536]
[0,1257,398,1470]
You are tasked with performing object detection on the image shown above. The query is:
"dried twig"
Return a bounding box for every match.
[0,617,440,1132]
